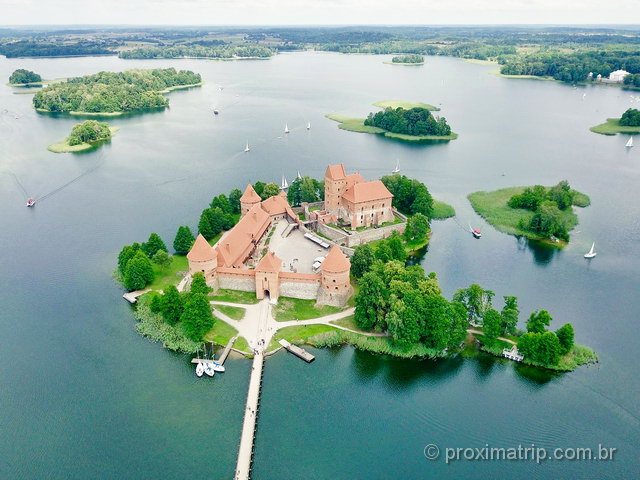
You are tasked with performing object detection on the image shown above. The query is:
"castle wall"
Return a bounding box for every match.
[217,268,256,292]
[279,280,320,300]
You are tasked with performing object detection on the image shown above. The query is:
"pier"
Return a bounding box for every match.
[191,335,238,366]
[122,289,151,304]
[278,338,316,362]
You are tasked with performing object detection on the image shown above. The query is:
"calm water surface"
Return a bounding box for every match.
[0,52,638,479]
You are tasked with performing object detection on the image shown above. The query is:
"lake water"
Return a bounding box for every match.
[1,52,638,479]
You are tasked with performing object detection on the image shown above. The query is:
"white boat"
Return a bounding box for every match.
[307,122,311,130]
[392,159,400,174]
[26,197,35,207]
[584,242,597,259]
[469,223,482,238]
[284,123,290,134]
[297,170,302,180]
[195,362,204,377]
[210,361,225,373]
[280,175,289,190]
[625,137,633,148]
[204,363,215,377]
[244,141,250,152]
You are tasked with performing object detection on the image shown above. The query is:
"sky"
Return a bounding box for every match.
[0,0,638,26]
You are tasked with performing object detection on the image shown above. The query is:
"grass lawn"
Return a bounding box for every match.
[148,254,188,291]
[215,304,246,320]
[373,100,438,111]
[210,289,259,304]
[590,118,640,135]
[274,324,339,343]
[273,297,344,321]
[204,317,251,353]
[468,186,589,246]
[330,314,363,332]
[432,200,456,220]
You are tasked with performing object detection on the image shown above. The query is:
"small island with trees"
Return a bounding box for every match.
[385,54,425,65]
[33,67,202,115]
[468,181,590,246]
[327,100,457,142]
[590,108,640,135]
[8,69,42,86]
[48,120,118,153]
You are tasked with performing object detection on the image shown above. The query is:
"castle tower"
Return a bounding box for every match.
[318,245,352,307]
[255,251,282,301]
[187,234,218,285]
[240,184,262,217]
[324,164,347,213]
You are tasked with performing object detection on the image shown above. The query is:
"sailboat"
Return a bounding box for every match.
[244,141,250,152]
[297,170,302,180]
[392,159,400,174]
[203,344,215,377]
[307,122,311,130]
[211,361,225,373]
[280,175,289,190]
[284,123,290,134]
[584,242,597,259]
[625,136,634,148]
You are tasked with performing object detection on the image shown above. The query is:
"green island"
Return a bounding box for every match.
[116,169,592,373]
[8,68,42,86]
[590,108,640,135]
[385,54,425,65]
[33,68,202,115]
[327,101,457,142]
[119,44,273,60]
[48,120,118,153]
[468,181,590,246]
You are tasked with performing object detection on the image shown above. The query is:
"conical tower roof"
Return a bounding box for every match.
[240,184,261,204]
[322,245,350,273]
[187,234,216,262]
[255,251,282,273]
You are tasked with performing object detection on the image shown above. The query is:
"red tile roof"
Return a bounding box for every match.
[255,251,282,273]
[342,180,393,204]
[187,234,216,262]
[261,194,297,219]
[216,203,271,267]
[322,245,351,273]
[240,184,261,204]
[325,164,346,181]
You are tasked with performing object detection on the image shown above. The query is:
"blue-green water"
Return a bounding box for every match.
[0,52,638,479]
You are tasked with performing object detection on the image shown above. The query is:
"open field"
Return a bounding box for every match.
[590,118,640,135]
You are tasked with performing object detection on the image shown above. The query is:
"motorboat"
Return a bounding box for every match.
[26,197,35,207]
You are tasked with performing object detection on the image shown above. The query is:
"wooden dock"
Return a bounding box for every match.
[235,351,264,480]
[122,289,151,304]
[278,339,315,363]
[191,335,238,366]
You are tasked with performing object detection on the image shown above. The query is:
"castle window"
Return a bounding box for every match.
[333,279,336,283]
[335,287,338,290]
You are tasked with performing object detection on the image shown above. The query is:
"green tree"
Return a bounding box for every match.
[453,284,494,325]
[253,181,265,198]
[483,308,503,339]
[354,271,388,330]
[190,272,212,295]
[350,244,376,278]
[375,242,393,263]
[556,323,575,355]
[261,183,280,199]
[620,108,640,127]
[404,213,430,244]
[547,180,573,210]
[210,194,232,213]
[527,310,552,334]
[9,69,42,84]
[67,120,112,146]
[387,300,421,347]
[160,285,184,325]
[518,332,560,365]
[173,226,195,254]
[118,242,141,274]
[123,250,154,291]
[386,232,407,263]
[180,293,215,341]
[142,232,167,258]
[501,296,519,335]
[151,249,172,267]
[228,188,242,214]
[198,208,224,240]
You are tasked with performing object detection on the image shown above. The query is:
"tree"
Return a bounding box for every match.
[547,180,573,211]
[500,296,519,335]
[518,332,560,365]
[375,242,393,263]
[67,120,112,145]
[350,244,375,278]
[9,69,41,84]
[198,208,224,240]
[190,272,212,295]
[556,323,575,355]
[173,226,195,255]
[228,188,242,214]
[118,242,141,274]
[123,250,154,291]
[404,213,430,244]
[387,301,421,348]
[160,285,184,325]
[210,194,232,213]
[151,249,172,268]
[411,187,434,218]
[527,310,552,334]
[386,232,407,263]
[142,232,167,258]
[483,308,503,340]
[620,108,640,127]
[527,200,569,241]
[453,284,494,325]
[180,293,215,341]
[354,271,388,330]
[253,181,265,198]
[261,183,280,199]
